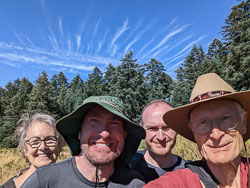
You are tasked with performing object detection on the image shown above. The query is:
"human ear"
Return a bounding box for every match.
[240,111,247,135]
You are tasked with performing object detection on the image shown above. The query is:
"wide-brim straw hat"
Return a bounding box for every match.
[56,96,146,165]
[163,73,250,142]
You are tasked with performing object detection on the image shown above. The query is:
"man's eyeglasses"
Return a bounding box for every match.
[25,136,58,148]
[190,113,239,135]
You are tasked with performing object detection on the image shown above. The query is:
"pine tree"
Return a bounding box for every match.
[0,86,5,126]
[85,66,104,96]
[103,63,117,95]
[206,38,227,62]
[64,74,86,113]
[221,0,250,90]
[170,45,206,106]
[50,72,69,118]
[143,58,173,102]
[113,50,147,122]
[0,78,33,148]
[28,71,52,115]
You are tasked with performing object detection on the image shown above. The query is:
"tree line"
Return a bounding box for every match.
[0,0,249,148]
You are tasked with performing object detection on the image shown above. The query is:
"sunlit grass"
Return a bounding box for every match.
[0,137,249,185]
[0,147,71,185]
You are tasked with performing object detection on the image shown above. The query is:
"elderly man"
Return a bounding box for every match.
[131,99,185,183]
[21,96,146,188]
[145,73,250,188]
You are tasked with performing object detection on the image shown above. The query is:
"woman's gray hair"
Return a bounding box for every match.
[14,113,64,156]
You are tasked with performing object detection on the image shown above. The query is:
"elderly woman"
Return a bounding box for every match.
[1,113,64,188]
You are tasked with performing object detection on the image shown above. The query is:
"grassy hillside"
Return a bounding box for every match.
[0,135,249,185]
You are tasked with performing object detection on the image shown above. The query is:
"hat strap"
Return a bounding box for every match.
[190,90,232,104]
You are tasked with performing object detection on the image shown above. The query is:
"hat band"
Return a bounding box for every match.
[99,99,124,113]
[190,90,232,103]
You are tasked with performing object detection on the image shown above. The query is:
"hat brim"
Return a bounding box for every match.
[56,101,145,165]
[163,90,250,142]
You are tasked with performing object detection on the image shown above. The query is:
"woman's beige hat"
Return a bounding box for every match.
[163,73,250,142]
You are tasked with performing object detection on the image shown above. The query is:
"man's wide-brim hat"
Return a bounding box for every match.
[163,73,250,142]
[56,96,146,165]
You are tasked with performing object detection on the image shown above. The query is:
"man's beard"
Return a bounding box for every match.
[81,146,121,166]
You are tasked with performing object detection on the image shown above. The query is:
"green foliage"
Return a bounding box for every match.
[221,0,250,90]
[50,72,69,118]
[0,0,249,149]
[64,74,87,113]
[113,50,147,123]
[143,58,173,102]
[28,71,52,115]
[85,66,104,96]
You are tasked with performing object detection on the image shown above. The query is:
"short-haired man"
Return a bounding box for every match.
[21,96,146,188]
[145,73,250,187]
[131,99,185,183]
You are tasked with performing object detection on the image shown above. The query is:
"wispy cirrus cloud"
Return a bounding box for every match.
[123,18,157,54]
[109,18,129,53]
[0,41,119,73]
[92,17,102,40]
[58,17,63,36]
[76,34,81,51]
[153,35,194,59]
[167,35,207,65]
[1,8,208,83]
[147,24,190,56]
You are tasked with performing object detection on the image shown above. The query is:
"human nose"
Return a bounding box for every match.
[156,129,165,141]
[98,124,111,138]
[209,120,225,140]
[38,140,47,150]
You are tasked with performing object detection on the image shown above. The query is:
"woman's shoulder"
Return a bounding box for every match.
[1,177,16,188]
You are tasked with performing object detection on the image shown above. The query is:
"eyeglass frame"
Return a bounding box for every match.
[189,112,240,135]
[25,136,58,148]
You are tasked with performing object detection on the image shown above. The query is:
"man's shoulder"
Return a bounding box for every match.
[130,150,146,168]
[144,168,201,187]
[173,155,186,170]
[112,161,145,185]
[36,158,73,175]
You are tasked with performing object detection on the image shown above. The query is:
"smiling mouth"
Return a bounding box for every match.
[208,142,231,149]
[92,142,112,147]
[37,154,50,157]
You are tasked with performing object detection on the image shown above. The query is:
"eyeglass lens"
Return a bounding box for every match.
[191,113,238,135]
[26,136,57,148]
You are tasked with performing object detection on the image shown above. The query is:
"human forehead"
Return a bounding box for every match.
[143,104,172,126]
[143,103,172,118]
[190,99,241,119]
[85,105,123,121]
[27,121,56,138]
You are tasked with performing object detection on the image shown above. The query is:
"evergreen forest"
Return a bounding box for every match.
[0,0,249,148]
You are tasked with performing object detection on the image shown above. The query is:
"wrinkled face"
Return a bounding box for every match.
[79,106,126,166]
[189,99,247,164]
[25,121,59,169]
[143,103,177,156]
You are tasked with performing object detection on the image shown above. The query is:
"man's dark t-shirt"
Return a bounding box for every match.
[21,157,145,188]
[131,150,185,183]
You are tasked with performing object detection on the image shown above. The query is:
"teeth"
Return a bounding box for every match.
[38,154,47,157]
[96,143,109,146]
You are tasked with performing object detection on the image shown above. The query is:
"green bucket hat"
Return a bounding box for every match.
[56,96,146,165]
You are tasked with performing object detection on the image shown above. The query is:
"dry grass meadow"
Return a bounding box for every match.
[0,135,249,185]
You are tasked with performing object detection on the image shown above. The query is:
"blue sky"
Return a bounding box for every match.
[0,0,237,87]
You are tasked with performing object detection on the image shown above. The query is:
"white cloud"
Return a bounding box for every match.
[109,18,129,51]
[76,34,81,51]
[59,17,63,36]
[167,35,207,64]
[148,24,190,56]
